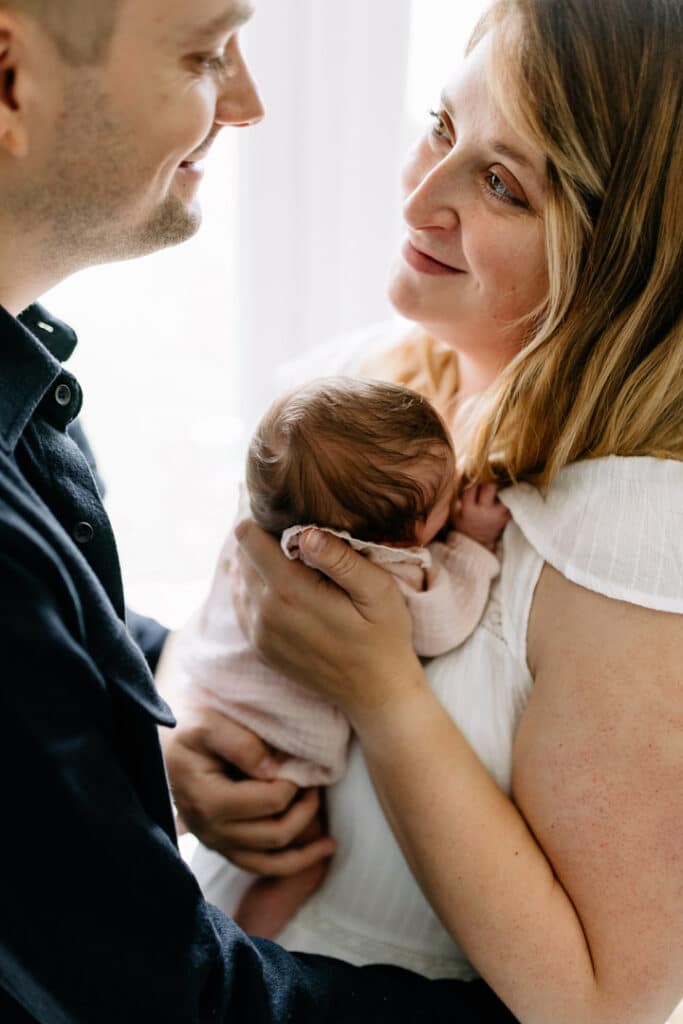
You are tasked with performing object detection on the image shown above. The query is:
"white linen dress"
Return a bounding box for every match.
[192,324,683,981]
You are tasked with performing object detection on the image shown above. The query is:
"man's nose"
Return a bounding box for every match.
[215,46,265,128]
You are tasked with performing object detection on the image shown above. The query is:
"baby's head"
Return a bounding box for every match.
[246,377,456,547]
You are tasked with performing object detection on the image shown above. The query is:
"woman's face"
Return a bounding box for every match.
[388,33,549,374]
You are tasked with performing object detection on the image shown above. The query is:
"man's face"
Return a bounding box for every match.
[31,0,263,266]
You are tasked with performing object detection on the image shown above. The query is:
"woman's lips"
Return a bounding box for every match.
[401,238,462,276]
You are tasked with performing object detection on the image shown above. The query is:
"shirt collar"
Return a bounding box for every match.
[0,303,82,453]
[19,302,79,361]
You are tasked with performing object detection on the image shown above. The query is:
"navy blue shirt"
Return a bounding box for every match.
[0,304,517,1023]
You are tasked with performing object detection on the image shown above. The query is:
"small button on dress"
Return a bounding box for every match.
[54,383,72,407]
[73,521,94,545]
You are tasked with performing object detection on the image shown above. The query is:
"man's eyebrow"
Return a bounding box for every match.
[180,3,254,45]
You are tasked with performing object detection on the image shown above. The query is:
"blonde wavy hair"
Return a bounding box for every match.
[380,0,682,487]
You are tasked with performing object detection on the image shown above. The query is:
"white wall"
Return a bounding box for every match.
[235,0,412,423]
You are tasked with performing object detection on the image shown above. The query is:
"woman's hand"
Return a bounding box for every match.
[156,635,335,874]
[233,520,426,728]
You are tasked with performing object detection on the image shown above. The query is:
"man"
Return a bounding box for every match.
[0,2,515,1020]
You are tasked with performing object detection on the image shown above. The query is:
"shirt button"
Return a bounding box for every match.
[55,383,72,407]
[73,521,94,545]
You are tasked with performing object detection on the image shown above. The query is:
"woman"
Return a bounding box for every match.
[162,0,682,1020]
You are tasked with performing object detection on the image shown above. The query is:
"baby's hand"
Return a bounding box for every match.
[452,482,511,551]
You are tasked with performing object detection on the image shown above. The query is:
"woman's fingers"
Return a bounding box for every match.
[296,529,400,614]
[234,516,421,722]
[236,518,402,622]
[235,518,305,590]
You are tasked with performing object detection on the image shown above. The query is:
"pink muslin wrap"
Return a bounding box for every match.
[172,524,499,786]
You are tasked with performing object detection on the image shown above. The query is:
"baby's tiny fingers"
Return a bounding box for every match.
[479,482,499,507]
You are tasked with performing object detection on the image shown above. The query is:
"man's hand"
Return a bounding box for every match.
[156,635,335,874]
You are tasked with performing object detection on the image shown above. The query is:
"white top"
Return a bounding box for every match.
[193,323,683,980]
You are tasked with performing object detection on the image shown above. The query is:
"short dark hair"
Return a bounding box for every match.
[7,0,122,65]
[247,377,455,545]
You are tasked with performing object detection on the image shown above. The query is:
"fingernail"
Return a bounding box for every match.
[302,529,327,555]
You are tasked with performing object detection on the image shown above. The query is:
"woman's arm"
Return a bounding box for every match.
[236,523,683,1024]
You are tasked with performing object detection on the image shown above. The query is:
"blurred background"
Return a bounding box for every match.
[44,0,489,628]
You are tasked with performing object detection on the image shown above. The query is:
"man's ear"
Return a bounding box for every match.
[0,18,32,159]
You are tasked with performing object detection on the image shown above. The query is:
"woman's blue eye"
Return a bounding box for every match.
[485,171,526,208]
[489,172,511,198]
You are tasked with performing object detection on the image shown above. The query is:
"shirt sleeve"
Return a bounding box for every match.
[125,606,170,673]
[499,456,683,614]
[0,541,516,1024]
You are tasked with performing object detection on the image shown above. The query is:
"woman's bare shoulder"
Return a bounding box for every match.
[516,564,683,1018]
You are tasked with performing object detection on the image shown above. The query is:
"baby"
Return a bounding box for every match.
[172,377,510,937]
[175,377,508,786]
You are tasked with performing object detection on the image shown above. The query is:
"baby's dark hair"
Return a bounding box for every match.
[246,377,455,544]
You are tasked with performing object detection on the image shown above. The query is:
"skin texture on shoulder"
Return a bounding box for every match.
[519,567,683,1022]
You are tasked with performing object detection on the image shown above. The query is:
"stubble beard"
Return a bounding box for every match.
[16,72,201,274]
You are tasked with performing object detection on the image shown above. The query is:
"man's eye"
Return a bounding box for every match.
[196,53,235,76]
[428,109,451,142]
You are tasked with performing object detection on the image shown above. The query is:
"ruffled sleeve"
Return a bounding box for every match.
[498,456,683,614]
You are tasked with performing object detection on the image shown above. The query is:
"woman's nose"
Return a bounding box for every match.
[215,45,265,128]
[402,158,459,232]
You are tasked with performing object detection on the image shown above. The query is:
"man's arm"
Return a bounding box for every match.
[127,607,169,671]
[65,418,170,674]
[0,542,513,1023]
